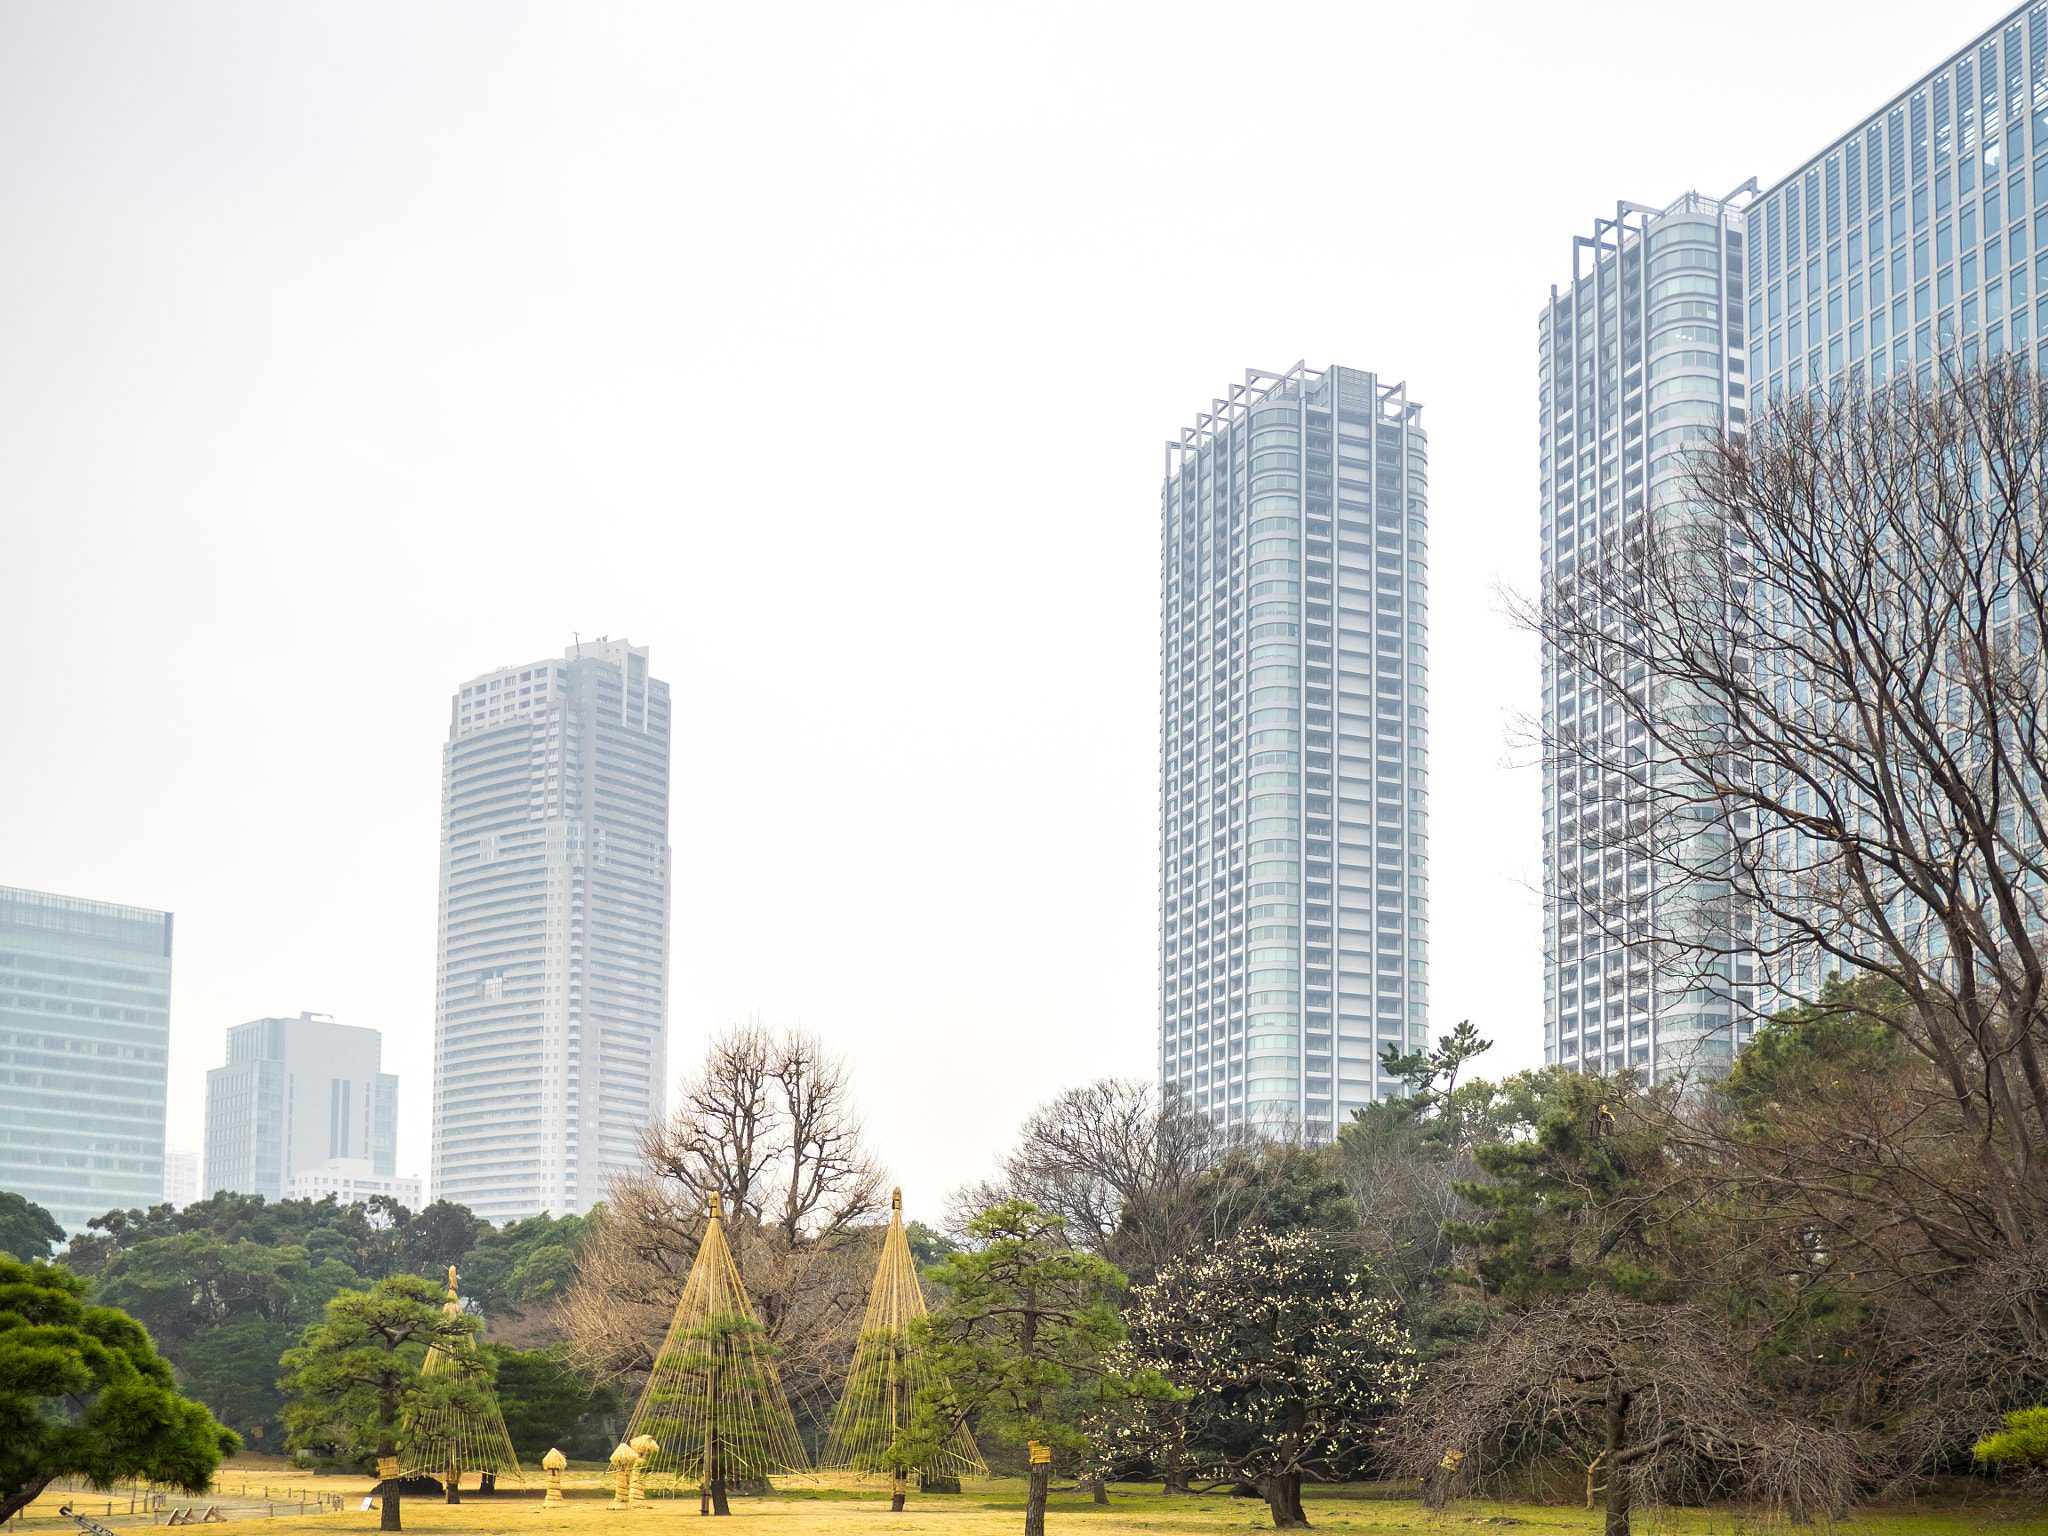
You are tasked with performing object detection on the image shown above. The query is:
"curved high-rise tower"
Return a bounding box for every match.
[1157,363,1430,1139]
[431,638,671,1220]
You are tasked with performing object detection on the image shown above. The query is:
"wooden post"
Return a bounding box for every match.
[888,1331,905,1513]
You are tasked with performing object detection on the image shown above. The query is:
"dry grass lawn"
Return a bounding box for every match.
[10,1470,2042,1536]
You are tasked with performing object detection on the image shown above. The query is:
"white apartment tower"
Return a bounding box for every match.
[1158,364,1430,1138]
[432,638,673,1221]
[1538,192,1754,1081]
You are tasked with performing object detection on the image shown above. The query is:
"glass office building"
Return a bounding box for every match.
[203,1012,397,1202]
[1158,363,1430,1138]
[1539,3,2048,1076]
[1735,4,2048,1011]
[432,637,671,1221]
[0,884,171,1231]
[1751,4,2048,411]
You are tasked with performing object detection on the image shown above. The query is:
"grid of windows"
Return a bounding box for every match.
[432,638,672,1221]
[1538,193,1753,1082]
[1158,364,1429,1139]
[1749,6,2048,406]
[203,1013,396,1202]
[1724,2,2048,1018]
[0,886,171,1232]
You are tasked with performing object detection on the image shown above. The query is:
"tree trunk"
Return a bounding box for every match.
[710,1480,730,1517]
[1092,1476,1109,1505]
[891,1468,905,1513]
[1603,1386,1632,1536]
[1160,1447,1189,1496]
[1021,1292,1047,1536]
[378,1403,402,1536]
[1261,1472,1309,1529]
[0,1475,55,1525]
[446,1472,460,1505]
[1024,1462,1050,1536]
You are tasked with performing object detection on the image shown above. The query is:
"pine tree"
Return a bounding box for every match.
[891,1201,1175,1536]
[279,1274,483,1533]
[821,1188,985,1508]
[622,1193,808,1514]
[396,1266,523,1499]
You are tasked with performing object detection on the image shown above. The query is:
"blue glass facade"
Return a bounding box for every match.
[0,885,171,1231]
[1750,7,2048,409]
[1539,4,2048,1077]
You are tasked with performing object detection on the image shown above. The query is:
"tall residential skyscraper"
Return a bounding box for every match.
[203,1012,397,1201]
[0,884,171,1230]
[433,638,672,1221]
[1158,364,1430,1138]
[1538,191,1754,1082]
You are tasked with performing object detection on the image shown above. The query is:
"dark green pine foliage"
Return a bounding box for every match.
[278,1275,487,1532]
[651,1312,802,1513]
[1444,1072,1683,1305]
[0,1194,65,1262]
[1720,972,1908,1130]
[57,1189,595,1443]
[893,1201,1176,1536]
[1377,1018,1495,1120]
[482,1344,620,1460]
[0,1257,238,1523]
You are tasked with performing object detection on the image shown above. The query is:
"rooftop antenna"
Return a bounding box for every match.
[573,631,582,659]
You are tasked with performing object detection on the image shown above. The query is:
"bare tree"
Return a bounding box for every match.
[952,1078,1309,1283]
[1515,364,2048,1299]
[1325,1070,1561,1307]
[1386,1294,1870,1536]
[557,1024,886,1431]
[949,1080,1202,1249]
[1885,1233,2048,1479]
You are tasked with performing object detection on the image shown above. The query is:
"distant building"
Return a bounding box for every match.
[0,884,172,1231]
[161,1147,199,1209]
[433,638,673,1221]
[1156,366,1431,1138]
[203,1013,396,1201]
[286,1157,420,1209]
[1538,6,2047,1079]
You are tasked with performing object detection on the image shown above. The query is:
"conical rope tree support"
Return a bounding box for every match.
[397,1266,525,1501]
[820,1187,987,1506]
[622,1191,811,1513]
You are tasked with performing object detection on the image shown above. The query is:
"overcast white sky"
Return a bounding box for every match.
[0,0,1974,1223]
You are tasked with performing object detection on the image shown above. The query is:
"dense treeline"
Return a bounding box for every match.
[0,1186,615,1455]
[923,995,2048,1529]
[7,994,2046,1528]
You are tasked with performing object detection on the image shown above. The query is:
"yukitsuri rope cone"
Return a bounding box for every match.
[820,1187,987,1494]
[397,1266,524,1496]
[623,1192,810,1510]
